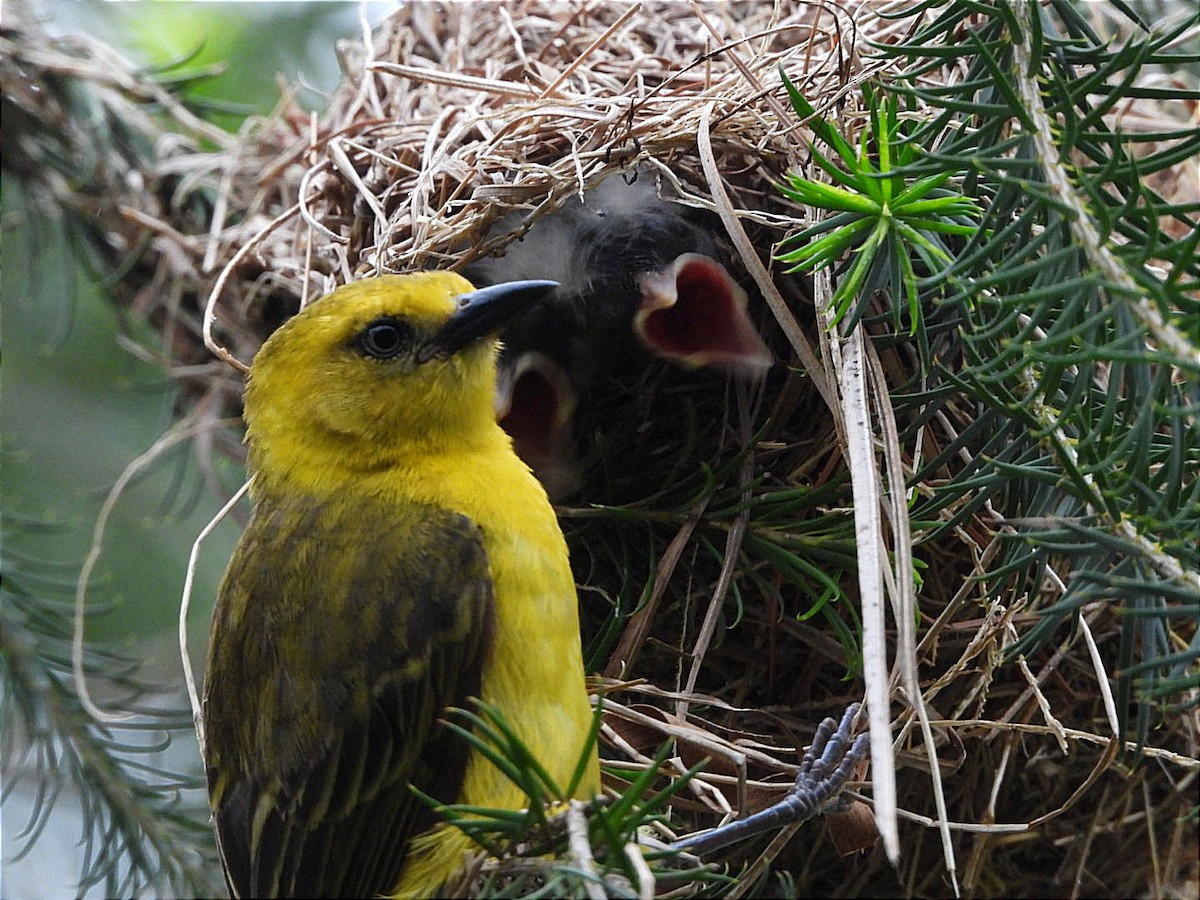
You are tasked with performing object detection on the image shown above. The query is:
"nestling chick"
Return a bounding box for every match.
[466,169,772,495]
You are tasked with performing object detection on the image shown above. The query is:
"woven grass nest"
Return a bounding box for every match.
[26,1,1194,897]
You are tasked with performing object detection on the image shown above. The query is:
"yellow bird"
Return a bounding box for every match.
[201,272,600,898]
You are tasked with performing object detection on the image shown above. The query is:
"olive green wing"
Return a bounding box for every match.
[202,497,494,898]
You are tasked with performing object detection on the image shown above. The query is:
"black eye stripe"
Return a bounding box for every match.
[355,317,415,360]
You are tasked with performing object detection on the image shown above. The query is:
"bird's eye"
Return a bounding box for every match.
[356,318,413,360]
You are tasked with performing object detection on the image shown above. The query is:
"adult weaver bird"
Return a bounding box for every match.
[201,273,599,898]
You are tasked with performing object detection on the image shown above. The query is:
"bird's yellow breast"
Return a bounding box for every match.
[350,433,597,791]
[287,431,598,898]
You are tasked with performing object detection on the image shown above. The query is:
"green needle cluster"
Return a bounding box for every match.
[776,73,983,335]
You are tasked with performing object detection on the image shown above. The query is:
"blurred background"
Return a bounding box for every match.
[3,4,391,896]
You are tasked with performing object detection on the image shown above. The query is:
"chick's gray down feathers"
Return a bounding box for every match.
[466,170,772,496]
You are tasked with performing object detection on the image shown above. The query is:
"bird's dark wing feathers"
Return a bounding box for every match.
[202,496,494,898]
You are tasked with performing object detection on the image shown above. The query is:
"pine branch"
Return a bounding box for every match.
[2,570,221,897]
[867,0,1200,739]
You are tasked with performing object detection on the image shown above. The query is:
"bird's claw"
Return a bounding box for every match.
[671,702,869,856]
[788,702,869,820]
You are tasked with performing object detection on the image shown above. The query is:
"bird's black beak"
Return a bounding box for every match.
[432,280,559,356]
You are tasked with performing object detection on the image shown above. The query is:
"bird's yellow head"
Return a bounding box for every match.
[242,272,556,486]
